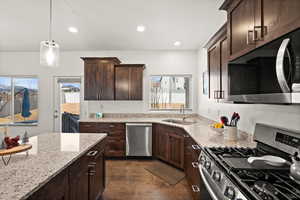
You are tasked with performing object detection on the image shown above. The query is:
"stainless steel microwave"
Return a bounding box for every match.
[228,28,300,104]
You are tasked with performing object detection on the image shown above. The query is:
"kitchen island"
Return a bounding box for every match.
[0,133,107,200]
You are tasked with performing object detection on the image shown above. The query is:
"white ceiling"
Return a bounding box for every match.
[0,0,226,51]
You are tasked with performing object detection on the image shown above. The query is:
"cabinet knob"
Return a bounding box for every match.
[192,162,199,168]
[87,150,98,157]
[191,185,200,193]
[192,145,201,150]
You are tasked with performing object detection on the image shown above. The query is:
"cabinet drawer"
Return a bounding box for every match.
[79,122,100,133]
[97,123,125,130]
[105,139,125,157]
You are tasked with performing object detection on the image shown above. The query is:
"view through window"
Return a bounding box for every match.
[150,75,191,110]
[0,76,38,125]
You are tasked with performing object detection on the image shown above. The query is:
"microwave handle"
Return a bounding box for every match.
[276,38,291,93]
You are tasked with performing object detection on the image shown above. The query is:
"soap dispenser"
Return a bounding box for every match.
[290,149,300,184]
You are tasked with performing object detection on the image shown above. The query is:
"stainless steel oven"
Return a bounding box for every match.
[228,28,300,104]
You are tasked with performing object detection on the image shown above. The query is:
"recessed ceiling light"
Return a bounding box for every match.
[68,27,78,33]
[174,41,181,46]
[136,25,146,32]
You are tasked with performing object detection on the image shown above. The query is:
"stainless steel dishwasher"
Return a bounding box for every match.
[126,123,152,157]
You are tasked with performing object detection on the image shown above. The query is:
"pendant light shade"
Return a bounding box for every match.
[40,0,59,67]
[40,40,59,67]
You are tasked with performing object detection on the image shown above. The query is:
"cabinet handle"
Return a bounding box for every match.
[184,135,190,138]
[87,150,98,157]
[109,125,115,128]
[192,145,201,150]
[192,162,199,168]
[246,30,255,45]
[254,25,267,41]
[192,185,200,193]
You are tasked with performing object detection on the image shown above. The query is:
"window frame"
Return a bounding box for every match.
[149,74,193,111]
[0,75,39,126]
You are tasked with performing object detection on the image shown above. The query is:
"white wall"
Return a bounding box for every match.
[0,50,198,136]
[197,48,300,134]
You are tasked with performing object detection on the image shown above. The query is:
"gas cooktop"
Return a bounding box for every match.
[198,124,300,200]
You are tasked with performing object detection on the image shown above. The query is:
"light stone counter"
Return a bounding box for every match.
[0,133,106,200]
[79,117,256,148]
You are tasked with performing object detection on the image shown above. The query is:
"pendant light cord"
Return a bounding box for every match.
[49,0,53,42]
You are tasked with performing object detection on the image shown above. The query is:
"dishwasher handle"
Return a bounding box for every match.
[126,123,152,127]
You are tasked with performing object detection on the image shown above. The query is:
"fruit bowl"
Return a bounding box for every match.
[209,125,224,135]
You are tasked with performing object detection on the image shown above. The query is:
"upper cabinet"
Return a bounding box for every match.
[82,57,145,101]
[221,0,300,61]
[256,0,300,48]
[205,23,228,100]
[115,64,144,101]
[82,57,121,100]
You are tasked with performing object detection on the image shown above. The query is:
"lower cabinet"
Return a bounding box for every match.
[26,138,106,200]
[27,169,69,200]
[184,137,202,200]
[79,122,126,157]
[153,124,185,169]
[88,142,106,200]
[69,155,89,200]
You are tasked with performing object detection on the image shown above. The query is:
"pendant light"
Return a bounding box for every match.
[40,0,59,67]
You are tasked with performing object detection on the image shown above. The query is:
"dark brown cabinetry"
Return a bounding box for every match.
[69,154,89,200]
[88,141,106,200]
[206,23,228,100]
[26,138,106,200]
[82,57,121,101]
[153,124,185,169]
[208,44,221,99]
[227,0,256,60]
[184,137,202,200]
[115,64,144,101]
[27,169,69,200]
[221,0,300,61]
[79,122,126,157]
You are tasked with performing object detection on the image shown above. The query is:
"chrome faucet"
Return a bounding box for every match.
[180,105,188,121]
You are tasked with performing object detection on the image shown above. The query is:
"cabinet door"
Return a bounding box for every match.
[256,0,300,46]
[168,132,184,169]
[69,155,89,200]
[99,62,115,100]
[156,128,169,161]
[88,150,105,200]
[184,138,201,200]
[129,67,143,100]
[220,37,228,100]
[208,45,221,99]
[229,0,255,60]
[27,169,69,200]
[84,61,101,100]
[115,67,130,100]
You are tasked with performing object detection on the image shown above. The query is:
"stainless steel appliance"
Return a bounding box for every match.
[198,123,300,200]
[228,28,300,104]
[126,123,152,157]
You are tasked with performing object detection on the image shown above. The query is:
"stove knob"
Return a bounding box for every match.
[224,186,235,200]
[212,171,221,182]
[199,156,206,164]
[204,161,211,170]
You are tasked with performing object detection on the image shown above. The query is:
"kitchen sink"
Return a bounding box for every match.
[162,119,197,125]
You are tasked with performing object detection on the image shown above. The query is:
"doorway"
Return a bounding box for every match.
[53,77,81,132]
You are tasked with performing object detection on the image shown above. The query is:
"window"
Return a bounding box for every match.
[150,75,191,110]
[0,76,38,125]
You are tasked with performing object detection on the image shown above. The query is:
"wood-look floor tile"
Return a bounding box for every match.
[102,160,193,200]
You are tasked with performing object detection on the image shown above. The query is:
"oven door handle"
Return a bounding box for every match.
[199,166,223,200]
[276,38,292,93]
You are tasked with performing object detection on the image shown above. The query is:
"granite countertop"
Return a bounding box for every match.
[79,117,256,148]
[0,133,107,200]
